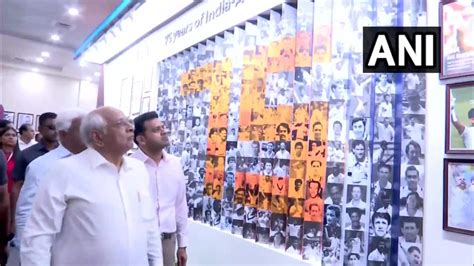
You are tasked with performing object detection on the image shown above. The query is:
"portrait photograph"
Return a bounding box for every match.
[440,0,474,79]
[443,159,474,235]
[3,111,15,126]
[445,82,474,154]
[16,112,34,129]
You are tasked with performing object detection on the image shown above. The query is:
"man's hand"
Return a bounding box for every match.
[176,247,187,266]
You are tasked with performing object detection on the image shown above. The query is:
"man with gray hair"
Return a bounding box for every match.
[7,109,87,265]
[21,107,163,266]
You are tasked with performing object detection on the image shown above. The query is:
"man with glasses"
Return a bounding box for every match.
[21,107,162,265]
[131,111,188,266]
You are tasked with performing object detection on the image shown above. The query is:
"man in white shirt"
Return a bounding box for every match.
[373,164,392,195]
[13,110,86,256]
[368,238,387,262]
[376,117,394,142]
[400,166,424,198]
[275,142,291,160]
[131,111,188,266]
[346,185,366,209]
[450,96,474,149]
[20,107,163,266]
[17,124,37,151]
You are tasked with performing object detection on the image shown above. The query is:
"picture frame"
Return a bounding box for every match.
[443,158,474,236]
[141,96,151,113]
[36,115,40,131]
[130,80,143,116]
[3,111,15,126]
[439,0,474,79]
[445,81,474,154]
[16,112,34,129]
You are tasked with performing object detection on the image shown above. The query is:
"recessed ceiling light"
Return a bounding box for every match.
[51,34,61,41]
[32,68,39,72]
[41,51,50,58]
[36,57,44,63]
[94,72,101,77]
[79,60,87,67]
[68,8,79,16]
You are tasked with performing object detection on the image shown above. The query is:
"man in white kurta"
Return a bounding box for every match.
[20,107,163,266]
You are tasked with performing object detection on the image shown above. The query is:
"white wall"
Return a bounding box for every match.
[187,220,317,266]
[423,1,474,265]
[0,66,98,124]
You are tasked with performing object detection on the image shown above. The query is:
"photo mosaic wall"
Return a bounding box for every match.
[156,0,427,265]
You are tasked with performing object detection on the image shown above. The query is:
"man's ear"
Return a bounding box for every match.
[136,135,146,146]
[91,131,104,147]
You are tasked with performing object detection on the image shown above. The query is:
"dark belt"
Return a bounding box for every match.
[161,232,175,240]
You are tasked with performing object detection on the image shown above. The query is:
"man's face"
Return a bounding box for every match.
[313,124,322,140]
[379,167,390,182]
[408,249,422,265]
[374,217,389,237]
[39,118,58,143]
[310,205,320,217]
[330,187,342,205]
[142,118,170,150]
[407,144,419,162]
[101,110,135,154]
[454,173,467,190]
[295,180,302,191]
[350,212,361,224]
[295,144,303,157]
[279,142,286,151]
[250,143,259,156]
[309,182,319,198]
[406,170,419,190]
[348,255,359,265]
[265,162,272,173]
[22,125,35,140]
[220,129,227,141]
[267,142,274,152]
[401,222,419,242]
[278,126,289,140]
[352,187,361,200]
[352,121,365,138]
[377,241,386,252]
[353,144,365,160]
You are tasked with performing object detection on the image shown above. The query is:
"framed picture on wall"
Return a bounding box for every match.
[36,115,40,131]
[3,111,15,126]
[120,77,132,117]
[130,80,143,115]
[445,82,474,154]
[439,0,474,79]
[16,113,34,129]
[141,96,151,113]
[443,158,474,235]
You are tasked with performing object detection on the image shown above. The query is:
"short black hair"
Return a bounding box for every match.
[19,124,32,135]
[352,139,365,149]
[313,121,323,128]
[378,164,391,172]
[133,111,159,145]
[351,117,366,127]
[372,211,391,225]
[39,112,57,127]
[405,140,421,156]
[276,122,290,132]
[408,246,421,254]
[295,141,304,149]
[0,119,12,129]
[348,253,360,260]
[468,108,474,119]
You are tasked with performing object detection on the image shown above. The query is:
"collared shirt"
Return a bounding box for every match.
[18,139,37,151]
[368,249,386,262]
[14,145,71,247]
[13,142,49,182]
[21,148,162,266]
[131,149,189,247]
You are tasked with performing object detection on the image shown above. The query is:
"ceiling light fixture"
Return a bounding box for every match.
[41,51,50,58]
[51,34,61,41]
[32,68,39,72]
[68,8,79,16]
[36,57,44,63]
[94,72,101,77]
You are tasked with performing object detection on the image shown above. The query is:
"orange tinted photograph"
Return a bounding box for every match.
[245,173,259,207]
[271,195,288,214]
[238,125,251,141]
[290,141,308,160]
[312,25,332,63]
[272,176,288,196]
[259,174,273,194]
[291,123,309,141]
[258,192,272,210]
[293,104,309,124]
[277,105,293,124]
[295,31,312,67]
[303,197,323,222]
[290,160,306,180]
[288,198,304,218]
[279,37,296,72]
[306,159,326,184]
[288,177,305,199]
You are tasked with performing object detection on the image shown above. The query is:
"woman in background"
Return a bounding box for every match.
[0,126,19,193]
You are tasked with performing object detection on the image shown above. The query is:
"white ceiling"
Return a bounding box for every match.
[0,0,122,82]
